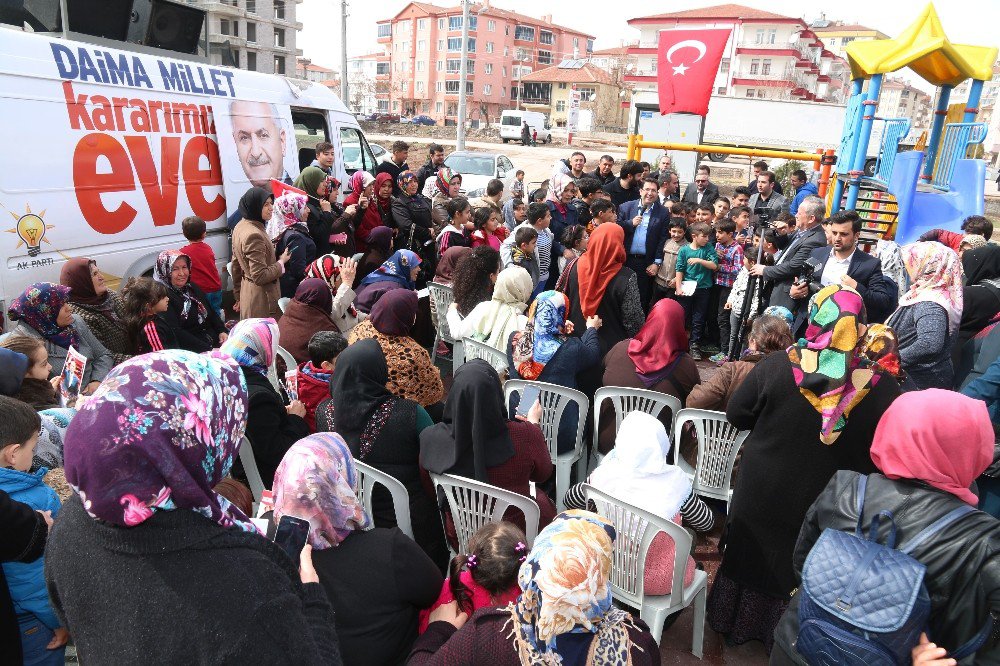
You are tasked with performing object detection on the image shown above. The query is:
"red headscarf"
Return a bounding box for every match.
[575,223,626,318]
[374,172,394,214]
[870,389,993,505]
[627,299,688,388]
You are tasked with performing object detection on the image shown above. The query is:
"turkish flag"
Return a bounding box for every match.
[270,178,309,200]
[657,28,732,116]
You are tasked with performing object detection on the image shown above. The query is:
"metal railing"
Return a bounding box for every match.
[870,117,911,186]
[932,122,987,192]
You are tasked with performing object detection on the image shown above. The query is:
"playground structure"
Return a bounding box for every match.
[832,4,997,245]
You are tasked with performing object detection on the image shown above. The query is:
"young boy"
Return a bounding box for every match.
[297,331,348,432]
[588,198,617,233]
[0,396,66,663]
[725,247,774,353]
[502,202,552,297]
[675,222,718,360]
[180,216,222,316]
[511,170,526,200]
[713,197,731,225]
[683,202,698,227]
[695,204,715,225]
[731,185,752,208]
[730,205,753,250]
[654,220,688,305]
[711,219,745,363]
[511,226,540,287]
[438,196,472,253]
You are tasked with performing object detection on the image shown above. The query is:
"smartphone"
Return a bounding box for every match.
[273,515,310,563]
[516,386,541,419]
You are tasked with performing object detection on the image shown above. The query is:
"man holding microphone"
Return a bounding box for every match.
[617,177,671,310]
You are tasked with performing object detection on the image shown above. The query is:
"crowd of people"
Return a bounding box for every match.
[1,141,1000,665]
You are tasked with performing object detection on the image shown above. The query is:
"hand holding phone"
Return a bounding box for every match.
[274,515,311,564]
[515,386,541,419]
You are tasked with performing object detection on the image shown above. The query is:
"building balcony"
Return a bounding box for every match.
[731,76,794,87]
[520,96,551,105]
[201,2,243,18]
[209,33,246,47]
[735,47,799,57]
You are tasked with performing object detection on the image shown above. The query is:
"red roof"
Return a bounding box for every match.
[629,4,803,24]
[812,23,884,34]
[590,46,635,56]
[521,63,615,85]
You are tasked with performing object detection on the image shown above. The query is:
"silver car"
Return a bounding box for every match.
[444,151,518,200]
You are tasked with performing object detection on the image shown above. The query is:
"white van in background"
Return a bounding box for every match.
[0,27,378,321]
[499,110,552,144]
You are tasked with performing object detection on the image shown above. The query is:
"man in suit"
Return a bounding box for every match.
[747,171,788,225]
[789,211,897,331]
[748,160,783,195]
[658,170,680,206]
[681,165,720,206]
[618,177,670,309]
[750,195,828,313]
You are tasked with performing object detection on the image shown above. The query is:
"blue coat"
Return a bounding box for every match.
[0,467,60,629]
[789,181,819,215]
[616,200,670,265]
[546,200,579,257]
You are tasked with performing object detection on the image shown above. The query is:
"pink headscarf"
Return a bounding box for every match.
[896,241,964,334]
[265,192,309,242]
[870,389,993,505]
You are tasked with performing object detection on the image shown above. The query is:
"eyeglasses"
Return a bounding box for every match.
[695,179,708,184]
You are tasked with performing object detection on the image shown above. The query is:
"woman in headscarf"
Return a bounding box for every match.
[598,298,700,455]
[354,226,395,289]
[231,186,289,319]
[707,285,900,654]
[59,257,131,365]
[875,238,907,298]
[4,282,113,393]
[409,510,661,665]
[508,291,602,454]
[544,173,580,263]
[273,433,442,665]
[430,167,462,231]
[303,253,363,334]
[355,248,422,314]
[772,390,1000,665]
[344,170,379,252]
[886,241,963,389]
[44,350,339,663]
[959,243,1000,349]
[432,246,471,287]
[268,191,316,298]
[392,170,434,262]
[314,340,448,569]
[420,359,556,532]
[295,165,356,257]
[220,318,309,487]
[349,289,444,408]
[152,249,227,352]
[276,278,340,364]
[447,265,533,355]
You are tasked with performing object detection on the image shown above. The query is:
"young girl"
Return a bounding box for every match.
[437,196,472,254]
[121,277,173,354]
[470,207,502,250]
[417,522,526,633]
[0,335,59,409]
[557,224,589,273]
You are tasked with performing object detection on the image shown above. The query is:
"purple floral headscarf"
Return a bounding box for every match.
[63,350,258,533]
[7,282,80,350]
[272,432,371,549]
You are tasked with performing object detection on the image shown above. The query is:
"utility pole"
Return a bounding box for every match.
[340,0,350,108]
[457,0,470,150]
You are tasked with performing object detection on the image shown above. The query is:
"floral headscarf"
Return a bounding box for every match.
[546,172,573,214]
[272,432,371,549]
[397,170,419,197]
[7,282,79,350]
[62,350,256,533]
[511,290,568,381]
[788,285,881,445]
[304,254,357,317]
[875,239,907,298]
[358,249,422,289]
[153,250,207,324]
[220,318,279,376]
[511,510,634,663]
[436,167,461,197]
[265,192,309,242]
[896,241,964,334]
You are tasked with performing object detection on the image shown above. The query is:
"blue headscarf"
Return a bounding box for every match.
[359,249,422,289]
[510,290,568,381]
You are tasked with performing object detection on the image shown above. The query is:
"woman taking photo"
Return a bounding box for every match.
[59,257,131,365]
[355,249,422,314]
[152,250,227,353]
[303,254,362,334]
[344,170,378,252]
[268,191,317,299]
[231,187,291,320]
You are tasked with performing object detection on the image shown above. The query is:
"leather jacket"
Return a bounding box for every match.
[772,471,1000,665]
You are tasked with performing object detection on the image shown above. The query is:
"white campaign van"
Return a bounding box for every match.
[499,110,551,144]
[0,27,380,320]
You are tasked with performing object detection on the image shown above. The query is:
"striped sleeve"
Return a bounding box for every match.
[143,321,165,352]
[562,483,591,511]
[679,491,715,533]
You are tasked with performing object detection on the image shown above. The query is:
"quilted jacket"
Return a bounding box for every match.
[772,471,1000,664]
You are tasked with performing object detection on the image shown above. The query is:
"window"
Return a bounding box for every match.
[378,24,392,38]
[502,66,507,77]
[558,82,567,89]
[486,41,494,53]
[485,63,493,74]
[767,29,776,44]
[505,26,509,35]
[438,18,445,30]
[247,51,256,71]
[245,0,255,14]
[436,60,443,71]
[511,87,518,100]
[438,40,444,50]
[514,25,535,41]
[540,30,553,45]
[417,60,425,71]
[418,40,426,50]
[488,20,495,32]
[504,46,509,56]
[447,103,457,115]
[418,18,427,30]
[274,28,285,48]
[749,58,760,75]
[720,57,729,73]
[755,29,765,44]
[246,22,256,43]
[416,81,424,92]
[393,101,398,110]
[717,86,726,94]
[484,84,492,94]
[274,0,285,20]
[446,59,461,72]
[274,55,285,74]
[219,19,231,36]
[586,39,594,53]
[573,37,579,49]
[436,102,443,112]
[402,61,408,73]
[828,37,837,46]
[436,81,443,91]
[291,109,330,172]
[422,101,430,112]
[746,88,755,97]
[448,15,477,31]
[578,86,596,102]
[447,38,474,52]
[901,89,910,98]
[538,50,552,65]
[761,59,771,75]
[445,80,460,93]
[377,100,389,112]
[501,87,505,98]
[556,100,565,112]
[757,89,765,98]
[376,62,389,75]
[398,21,410,35]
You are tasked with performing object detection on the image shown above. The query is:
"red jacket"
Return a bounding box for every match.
[918,228,964,253]
[297,361,332,432]
[180,241,221,293]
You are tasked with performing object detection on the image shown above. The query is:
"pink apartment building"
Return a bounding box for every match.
[375,1,594,124]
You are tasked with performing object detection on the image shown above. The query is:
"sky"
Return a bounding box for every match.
[298,0,1000,92]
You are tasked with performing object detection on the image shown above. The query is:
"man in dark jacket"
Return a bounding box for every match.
[752,195,828,313]
[617,178,670,308]
[602,159,643,209]
[586,155,616,186]
[374,140,409,195]
[748,159,783,195]
[681,165,720,206]
[414,143,445,194]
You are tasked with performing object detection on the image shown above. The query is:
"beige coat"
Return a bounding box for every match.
[231,218,282,319]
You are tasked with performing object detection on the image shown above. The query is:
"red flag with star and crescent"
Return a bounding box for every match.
[657,28,733,116]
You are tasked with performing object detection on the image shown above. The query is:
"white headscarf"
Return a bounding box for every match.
[589,412,692,520]
[465,265,533,352]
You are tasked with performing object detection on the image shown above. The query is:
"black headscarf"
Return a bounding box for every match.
[238,186,273,223]
[963,244,1000,287]
[321,339,395,456]
[419,359,514,482]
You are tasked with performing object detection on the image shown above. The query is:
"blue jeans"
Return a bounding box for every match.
[18,615,65,666]
[680,288,711,345]
[204,290,223,317]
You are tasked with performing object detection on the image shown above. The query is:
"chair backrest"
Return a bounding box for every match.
[278,297,291,313]
[239,435,266,505]
[427,282,456,343]
[672,408,749,502]
[592,386,682,456]
[504,379,588,462]
[583,483,693,609]
[268,345,298,392]
[461,337,509,377]
[353,460,414,539]
[430,472,540,554]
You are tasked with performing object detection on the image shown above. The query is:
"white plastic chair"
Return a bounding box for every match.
[426,282,455,365]
[267,345,298,393]
[583,484,707,653]
[503,380,588,512]
[353,460,414,539]
[672,408,749,509]
[430,472,540,556]
[460,337,509,378]
[591,386,682,471]
[238,435,266,512]
[278,297,291,313]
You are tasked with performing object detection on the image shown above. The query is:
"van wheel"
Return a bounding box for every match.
[501,138,508,143]
[545,135,552,144]
[864,158,877,177]
[708,152,728,162]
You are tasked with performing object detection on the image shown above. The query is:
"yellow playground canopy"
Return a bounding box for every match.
[845,3,997,87]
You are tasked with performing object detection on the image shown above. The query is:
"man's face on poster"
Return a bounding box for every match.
[231,101,286,187]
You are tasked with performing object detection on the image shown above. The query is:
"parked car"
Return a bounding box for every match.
[443,151,518,201]
[368,112,401,123]
[405,114,437,126]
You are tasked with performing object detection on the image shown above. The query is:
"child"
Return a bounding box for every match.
[731,185,751,208]
[730,205,753,250]
[675,222,718,360]
[470,207,502,251]
[511,226,540,287]
[297,331,348,432]
[587,199,617,234]
[725,247,775,355]
[0,395,67,663]
[683,202,698,226]
[121,277,173,354]
[510,169,525,200]
[695,204,714,225]
[526,203,553,295]
[713,196,731,225]
[653,220,687,306]
[437,196,472,254]
[511,198,528,226]
[0,336,59,410]
[179,216,222,317]
[711,219,745,363]
[959,233,988,258]
[558,224,589,273]
[417,522,526,634]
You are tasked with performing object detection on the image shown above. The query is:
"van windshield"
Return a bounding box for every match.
[501,116,521,126]
[445,154,495,176]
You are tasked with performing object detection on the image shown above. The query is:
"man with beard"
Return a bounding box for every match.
[229,100,291,187]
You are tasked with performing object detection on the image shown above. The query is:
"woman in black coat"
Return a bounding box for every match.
[391,170,436,278]
[152,250,226,352]
[295,166,358,258]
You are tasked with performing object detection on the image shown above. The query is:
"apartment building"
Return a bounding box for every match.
[624,3,851,104]
[810,18,888,60]
[520,62,629,131]
[296,58,338,83]
[191,0,302,75]
[345,53,381,116]
[877,77,933,132]
[374,1,594,124]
